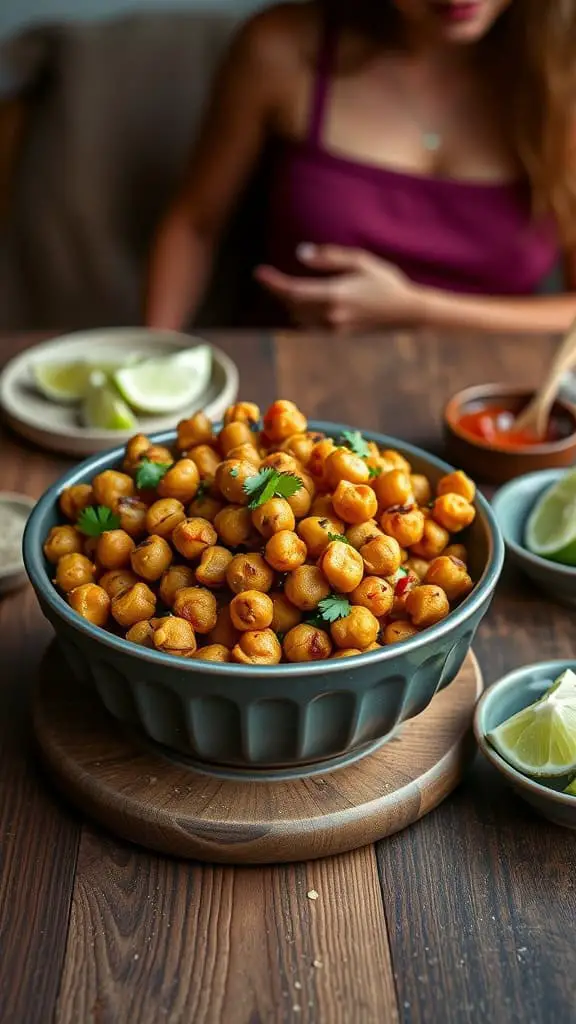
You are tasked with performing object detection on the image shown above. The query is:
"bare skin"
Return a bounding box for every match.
[146,0,576,334]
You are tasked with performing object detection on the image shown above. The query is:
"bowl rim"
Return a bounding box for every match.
[23,420,505,679]
[492,468,576,579]
[474,661,576,806]
[443,383,576,455]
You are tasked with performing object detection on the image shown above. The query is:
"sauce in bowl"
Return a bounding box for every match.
[456,403,565,449]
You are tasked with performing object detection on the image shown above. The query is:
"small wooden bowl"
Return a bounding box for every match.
[443,384,576,484]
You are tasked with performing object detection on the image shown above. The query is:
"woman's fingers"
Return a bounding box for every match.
[254,264,341,302]
[296,243,368,271]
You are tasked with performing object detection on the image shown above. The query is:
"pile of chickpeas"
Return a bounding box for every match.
[43,399,477,665]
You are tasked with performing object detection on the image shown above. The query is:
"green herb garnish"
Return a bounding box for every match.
[368,465,382,479]
[307,594,352,629]
[229,466,240,478]
[135,458,172,490]
[243,468,303,510]
[341,429,371,459]
[77,505,120,537]
[327,532,351,546]
[194,480,211,503]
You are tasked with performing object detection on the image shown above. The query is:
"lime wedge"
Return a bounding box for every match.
[525,471,576,565]
[82,372,138,431]
[113,345,212,415]
[564,777,576,796]
[487,669,576,777]
[34,361,93,403]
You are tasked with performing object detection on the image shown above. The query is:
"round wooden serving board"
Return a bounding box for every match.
[33,648,483,864]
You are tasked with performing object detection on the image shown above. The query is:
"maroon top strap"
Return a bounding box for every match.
[307,18,338,147]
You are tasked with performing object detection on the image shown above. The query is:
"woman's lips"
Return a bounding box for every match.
[430,1,483,22]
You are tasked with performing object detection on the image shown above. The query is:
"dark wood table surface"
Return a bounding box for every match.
[1,330,574,1024]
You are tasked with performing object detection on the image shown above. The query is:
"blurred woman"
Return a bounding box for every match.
[146,1,576,332]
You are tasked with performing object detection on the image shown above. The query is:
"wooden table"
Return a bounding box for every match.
[1,330,574,1024]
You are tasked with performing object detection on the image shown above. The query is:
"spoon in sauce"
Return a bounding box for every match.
[512,317,576,441]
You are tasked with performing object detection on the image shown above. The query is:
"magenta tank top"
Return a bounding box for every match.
[265,24,559,295]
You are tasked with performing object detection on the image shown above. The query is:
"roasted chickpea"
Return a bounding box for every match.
[410,518,450,560]
[68,583,110,626]
[215,459,256,504]
[280,431,324,464]
[59,484,93,521]
[360,535,402,576]
[283,624,332,662]
[111,582,156,627]
[351,576,394,618]
[55,553,95,592]
[405,585,450,628]
[320,541,364,593]
[141,444,174,467]
[262,400,307,443]
[424,556,473,602]
[444,543,468,564]
[123,433,151,473]
[177,411,214,450]
[432,494,476,533]
[307,438,337,485]
[403,557,431,582]
[156,459,200,504]
[260,451,303,476]
[270,591,302,634]
[345,520,383,550]
[117,497,148,539]
[126,619,155,647]
[310,494,335,518]
[188,493,224,523]
[207,605,240,648]
[92,470,135,510]
[223,401,260,427]
[381,449,411,474]
[230,590,274,631]
[187,443,221,483]
[130,534,173,581]
[437,470,476,504]
[95,529,135,570]
[331,607,380,650]
[333,648,362,659]
[332,480,378,524]
[195,546,234,588]
[284,565,330,611]
[407,474,431,506]
[213,505,253,547]
[99,568,138,599]
[388,570,419,620]
[173,517,218,560]
[194,644,231,662]
[145,498,186,538]
[83,536,98,560]
[225,443,261,466]
[265,531,308,573]
[252,498,296,538]
[380,505,425,547]
[159,564,196,606]
[285,483,313,519]
[43,525,84,563]
[153,616,197,657]
[232,629,282,665]
[297,515,344,557]
[383,620,418,644]
[173,586,218,633]
[218,421,256,456]
[325,448,370,488]
[373,469,413,510]
[227,553,275,594]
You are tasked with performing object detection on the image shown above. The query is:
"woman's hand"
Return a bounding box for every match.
[255,244,424,329]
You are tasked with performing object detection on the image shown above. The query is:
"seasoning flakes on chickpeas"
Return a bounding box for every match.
[48,401,476,663]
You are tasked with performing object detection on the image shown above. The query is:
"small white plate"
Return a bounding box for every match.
[0,329,239,457]
[0,492,35,596]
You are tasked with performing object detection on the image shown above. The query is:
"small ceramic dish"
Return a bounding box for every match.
[474,660,576,830]
[443,383,576,484]
[492,468,576,607]
[0,329,239,457]
[0,492,36,596]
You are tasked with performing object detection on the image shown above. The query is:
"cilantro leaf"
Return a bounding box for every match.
[368,465,382,479]
[229,466,240,478]
[327,532,351,546]
[194,480,211,503]
[243,468,303,510]
[341,429,371,460]
[306,594,352,628]
[77,505,120,537]
[135,458,173,490]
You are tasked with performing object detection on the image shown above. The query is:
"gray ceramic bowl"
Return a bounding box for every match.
[474,661,576,830]
[492,469,576,607]
[24,422,504,777]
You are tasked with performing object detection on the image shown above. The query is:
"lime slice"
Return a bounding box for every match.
[34,361,93,403]
[487,669,576,777]
[113,345,212,415]
[564,777,576,796]
[525,471,576,565]
[82,372,138,430]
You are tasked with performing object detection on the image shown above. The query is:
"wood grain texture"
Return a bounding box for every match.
[56,830,397,1024]
[33,650,481,864]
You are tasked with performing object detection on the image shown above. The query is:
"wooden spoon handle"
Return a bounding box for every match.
[514,318,576,437]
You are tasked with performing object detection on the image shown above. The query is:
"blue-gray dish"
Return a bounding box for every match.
[492,469,576,608]
[474,661,576,830]
[24,422,504,777]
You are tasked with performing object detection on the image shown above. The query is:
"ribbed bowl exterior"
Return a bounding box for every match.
[25,423,504,775]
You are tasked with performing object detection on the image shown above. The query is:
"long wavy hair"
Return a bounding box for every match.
[321,0,576,244]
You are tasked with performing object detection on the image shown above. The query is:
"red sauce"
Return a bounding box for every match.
[456,403,562,449]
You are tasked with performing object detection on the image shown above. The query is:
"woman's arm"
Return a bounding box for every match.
[145,10,289,330]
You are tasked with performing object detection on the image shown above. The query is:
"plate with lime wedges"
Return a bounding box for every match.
[475,661,576,830]
[0,329,239,455]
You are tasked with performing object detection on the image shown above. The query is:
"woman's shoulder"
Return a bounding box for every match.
[232,2,321,77]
